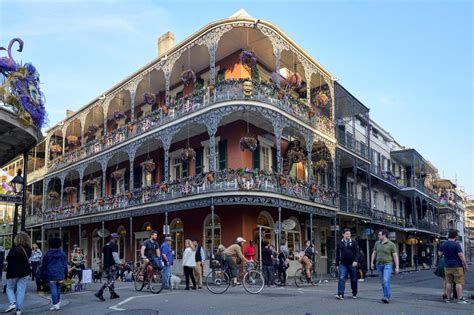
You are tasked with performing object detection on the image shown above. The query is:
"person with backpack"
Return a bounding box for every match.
[335,228,360,300]
[40,238,68,311]
[94,233,121,301]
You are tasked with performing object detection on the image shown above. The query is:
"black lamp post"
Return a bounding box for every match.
[10,169,23,242]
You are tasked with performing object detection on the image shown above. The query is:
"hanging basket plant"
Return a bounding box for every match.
[279,175,287,186]
[111,169,125,181]
[240,50,257,72]
[287,149,305,163]
[113,111,126,123]
[314,159,328,171]
[141,159,156,173]
[47,191,59,200]
[84,178,97,187]
[64,186,77,195]
[180,147,196,162]
[50,144,62,154]
[143,92,156,105]
[127,122,134,132]
[87,124,100,140]
[160,183,168,193]
[287,73,302,90]
[271,72,287,89]
[207,172,215,184]
[239,135,257,152]
[316,91,329,107]
[180,69,196,86]
[66,135,79,146]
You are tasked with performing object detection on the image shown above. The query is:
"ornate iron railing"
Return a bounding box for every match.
[371,208,406,228]
[339,196,372,217]
[49,80,334,171]
[44,169,337,221]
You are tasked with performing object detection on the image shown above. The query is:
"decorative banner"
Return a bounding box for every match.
[281,218,296,230]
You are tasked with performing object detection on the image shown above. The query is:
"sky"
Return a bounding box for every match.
[0,0,472,194]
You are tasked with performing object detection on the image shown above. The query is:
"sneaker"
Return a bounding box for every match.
[335,294,344,300]
[358,279,365,282]
[15,311,21,315]
[5,304,16,312]
[457,298,471,304]
[49,303,60,311]
[110,292,120,299]
[381,298,390,304]
[445,298,452,303]
[94,292,105,302]
[352,295,357,299]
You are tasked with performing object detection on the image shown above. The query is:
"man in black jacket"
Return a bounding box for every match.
[335,228,359,300]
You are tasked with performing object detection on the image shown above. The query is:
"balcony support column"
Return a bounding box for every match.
[208,43,217,86]
[102,96,112,136]
[78,165,86,203]
[61,128,66,156]
[126,144,138,191]
[127,79,140,123]
[206,119,219,172]
[310,212,313,243]
[129,217,133,260]
[100,157,109,197]
[59,173,66,207]
[305,133,313,183]
[161,132,173,181]
[80,112,87,147]
[272,117,284,174]
[211,199,215,256]
[164,70,171,108]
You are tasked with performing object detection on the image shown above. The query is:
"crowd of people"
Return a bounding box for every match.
[0,228,470,314]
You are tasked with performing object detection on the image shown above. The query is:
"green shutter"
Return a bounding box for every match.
[160,156,165,182]
[133,167,141,189]
[111,179,116,195]
[182,160,188,177]
[272,147,277,172]
[124,169,130,191]
[195,147,203,174]
[252,140,260,170]
[218,140,227,170]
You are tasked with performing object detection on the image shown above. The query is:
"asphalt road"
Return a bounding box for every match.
[1,268,473,315]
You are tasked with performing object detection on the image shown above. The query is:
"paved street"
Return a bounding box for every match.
[0,268,473,315]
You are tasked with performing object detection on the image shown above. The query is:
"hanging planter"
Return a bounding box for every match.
[50,144,62,155]
[310,183,318,194]
[308,107,315,118]
[279,175,287,186]
[271,72,287,89]
[287,149,305,163]
[126,192,132,200]
[316,91,329,107]
[64,186,77,195]
[180,147,196,162]
[66,135,79,146]
[239,135,257,152]
[98,198,105,206]
[47,191,59,200]
[181,69,196,86]
[143,92,156,105]
[84,178,97,187]
[111,169,125,181]
[207,172,215,184]
[127,122,134,132]
[240,50,257,72]
[141,159,156,173]
[161,105,169,115]
[160,184,168,193]
[113,111,126,123]
[314,159,328,171]
[287,73,302,90]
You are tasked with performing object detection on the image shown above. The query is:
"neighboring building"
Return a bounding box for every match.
[464,198,474,261]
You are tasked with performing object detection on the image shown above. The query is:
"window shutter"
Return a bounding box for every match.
[133,167,141,189]
[218,140,227,170]
[195,147,203,174]
[111,179,116,195]
[160,156,165,182]
[217,68,226,83]
[272,147,277,172]
[124,169,130,191]
[182,160,188,178]
[252,141,260,170]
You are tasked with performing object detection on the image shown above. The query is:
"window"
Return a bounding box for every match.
[373,191,378,209]
[361,186,368,202]
[282,217,301,261]
[169,151,183,181]
[117,226,126,262]
[203,214,221,255]
[201,137,220,172]
[320,230,327,258]
[383,194,388,211]
[170,218,184,259]
[347,180,355,197]
[258,137,273,172]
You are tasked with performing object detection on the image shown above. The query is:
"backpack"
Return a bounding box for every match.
[434,256,445,278]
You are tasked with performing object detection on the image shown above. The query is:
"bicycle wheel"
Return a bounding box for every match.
[133,270,144,291]
[311,269,321,285]
[294,268,306,287]
[330,265,337,278]
[206,270,230,294]
[149,269,163,294]
[243,270,265,294]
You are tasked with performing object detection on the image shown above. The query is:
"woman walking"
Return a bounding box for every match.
[4,232,32,315]
[40,238,68,311]
[30,243,42,282]
[182,239,197,290]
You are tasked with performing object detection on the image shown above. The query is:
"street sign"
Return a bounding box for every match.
[0,194,21,204]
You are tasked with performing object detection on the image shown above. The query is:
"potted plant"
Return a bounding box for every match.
[310,183,317,194]
[180,147,196,162]
[113,111,127,124]
[143,92,156,105]
[66,135,79,146]
[160,183,168,193]
[181,69,196,86]
[316,91,329,107]
[111,169,125,181]
[287,149,305,163]
[49,144,62,157]
[287,73,302,90]
[314,159,328,171]
[279,175,287,185]
[240,50,257,72]
[239,135,257,152]
[141,159,156,173]
[161,105,169,115]
[47,191,59,200]
[207,172,215,184]
[126,192,132,200]
[64,186,77,194]
[127,122,134,132]
[98,198,104,206]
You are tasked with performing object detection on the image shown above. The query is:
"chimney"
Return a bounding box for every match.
[158,32,175,56]
[66,110,75,118]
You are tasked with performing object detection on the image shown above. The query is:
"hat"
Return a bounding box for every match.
[164,236,173,242]
[236,237,246,243]
[110,233,120,239]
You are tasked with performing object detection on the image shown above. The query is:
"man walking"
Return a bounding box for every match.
[438,230,469,304]
[371,229,399,304]
[161,236,173,289]
[193,238,205,289]
[95,233,120,301]
[335,228,359,300]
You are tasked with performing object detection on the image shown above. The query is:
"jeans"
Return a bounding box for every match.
[337,264,358,296]
[98,266,118,295]
[162,265,171,288]
[377,263,393,299]
[31,261,40,280]
[6,276,28,310]
[49,281,61,305]
[262,265,274,286]
[183,266,196,289]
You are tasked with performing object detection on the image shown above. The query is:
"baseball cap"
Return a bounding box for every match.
[164,236,173,241]
[110,233,120,239]
[236,237,246,243]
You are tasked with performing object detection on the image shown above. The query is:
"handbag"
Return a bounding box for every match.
[20,246,31,268]
[434,256,445,278]
[151,256,163,270]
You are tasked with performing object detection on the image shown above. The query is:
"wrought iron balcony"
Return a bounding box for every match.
[49,79,334,171]
[339,196,372,217]
[370,166,404,187]
[413,179,438,200]
[371,208,406,229]
[44,169,337,221]
[336,130,369,159]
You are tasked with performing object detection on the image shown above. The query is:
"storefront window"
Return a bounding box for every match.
[282,217,301,260]
[170,218,184,259]
[204,214,221,255]
[117,226,126,261]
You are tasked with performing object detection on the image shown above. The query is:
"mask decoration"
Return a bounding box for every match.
[243,80,253,97]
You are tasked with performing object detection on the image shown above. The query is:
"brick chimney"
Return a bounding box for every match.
[158,32,175,56]
[66,110,75,118]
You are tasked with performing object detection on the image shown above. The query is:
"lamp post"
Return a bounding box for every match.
[10,169,24,242]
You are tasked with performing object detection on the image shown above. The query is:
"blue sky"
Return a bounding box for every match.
[1,0,472,194]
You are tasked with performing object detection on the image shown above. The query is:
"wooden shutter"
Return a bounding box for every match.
[182,160,188,178]
[272,147,277,172]
[133,167,141,189]
[218,140,227,170]
[252,140,260,170]
[160,156,165,182]
[195,147,203,174]
[124,169,130,191]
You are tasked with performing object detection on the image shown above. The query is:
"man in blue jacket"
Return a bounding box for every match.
[335,228,360,300]
[160,236,173,289]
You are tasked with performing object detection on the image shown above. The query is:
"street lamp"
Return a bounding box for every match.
[9,169,23,195]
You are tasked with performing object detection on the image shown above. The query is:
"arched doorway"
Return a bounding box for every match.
[203,214,221,254]
[256,211,275,266]
[170,218,184,259]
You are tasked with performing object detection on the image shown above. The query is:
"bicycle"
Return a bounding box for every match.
[329,262,339,278]
[273,266,288,286]
[133,260,163,294]
[206,261,265,294]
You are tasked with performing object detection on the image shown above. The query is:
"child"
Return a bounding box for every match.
[40,238,68,311]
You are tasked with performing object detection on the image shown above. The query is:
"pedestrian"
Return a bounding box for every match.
[94,233,120,301]
[438,229,469,304]
[4,231,32,315]
[0,246,5,285]
[370,229,400,304]
[243,239,255,261]
[400,251,408,269]
[160,236,173,289]
[192,238,205,289]
[40,238,68,311]
[358,249,367,282]
[261,241,275,287]
[182,239,197,290]
[30,243,42,281]
[335,228,360,300]
[278,243,289,286]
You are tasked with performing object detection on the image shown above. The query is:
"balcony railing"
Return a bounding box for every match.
[371,208,406,228]
[337,131,369,159]
[413,179,438,200]
[370,166,404,187]
[44,169,337,221]
[339,196,372,217]
[49,79,335,172]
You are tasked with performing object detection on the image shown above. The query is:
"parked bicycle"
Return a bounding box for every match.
[206,261,264,294]
[133,261,163,294]
[294,264,320,287]
[329,261,339,278]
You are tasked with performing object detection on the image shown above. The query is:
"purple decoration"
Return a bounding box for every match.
[0,38,23,74]
[143,92,156,105]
